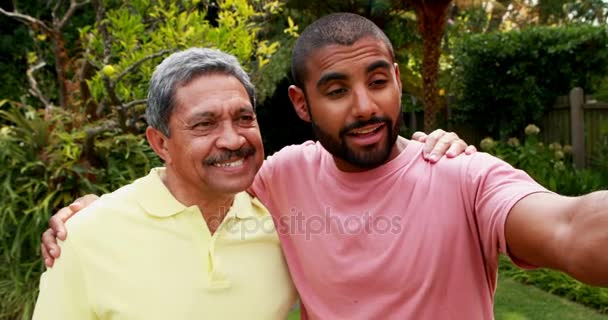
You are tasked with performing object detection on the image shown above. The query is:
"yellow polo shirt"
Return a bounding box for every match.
[33,168,297,320]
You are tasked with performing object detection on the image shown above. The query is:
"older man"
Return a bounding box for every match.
[32,48,297,319]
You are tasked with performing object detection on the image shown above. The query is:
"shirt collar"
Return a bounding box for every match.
[135,168,188,218]
[135,168,260,220]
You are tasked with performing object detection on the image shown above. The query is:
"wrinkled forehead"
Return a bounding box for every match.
[172,74,252,116]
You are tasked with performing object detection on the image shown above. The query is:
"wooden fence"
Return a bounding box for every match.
[404,87,608,168]
[542,88,608,168]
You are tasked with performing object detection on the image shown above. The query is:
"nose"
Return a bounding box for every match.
[216,121,246,150]
[351,85,378,119]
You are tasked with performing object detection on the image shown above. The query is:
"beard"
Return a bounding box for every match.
[311,112,403,169]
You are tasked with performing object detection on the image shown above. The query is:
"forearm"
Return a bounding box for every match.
[563,191,608,286]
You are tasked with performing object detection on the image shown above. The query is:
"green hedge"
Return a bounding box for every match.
[452,25,608,139]
[499,256,608,314]
[486,126,608,313]
[0,104,161,319]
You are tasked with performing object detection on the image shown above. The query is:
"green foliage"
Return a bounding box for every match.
[589,120,608,176]
[0,0,295,318]
[479,125,607,195]
[499,256,608,314]
[452,25,608,139]
[0,103,162,319]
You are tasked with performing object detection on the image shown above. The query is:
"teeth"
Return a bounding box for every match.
[213,159,244,168]
[351,126,379,134]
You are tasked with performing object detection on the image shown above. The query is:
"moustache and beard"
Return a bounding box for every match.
[310,109,403,170]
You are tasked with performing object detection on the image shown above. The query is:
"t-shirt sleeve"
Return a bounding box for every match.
[249,154,276,206]
[32,238,94,320]
[249,143,312,210]
[465,153,550,267]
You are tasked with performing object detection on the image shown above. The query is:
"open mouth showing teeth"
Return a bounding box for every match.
[348,124,384,135]
[212,159,244,167]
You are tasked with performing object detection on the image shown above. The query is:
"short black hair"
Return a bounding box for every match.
[291,12,395,90]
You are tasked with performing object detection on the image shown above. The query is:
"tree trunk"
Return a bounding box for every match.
[410,0,452,132]
[50,30,70,109]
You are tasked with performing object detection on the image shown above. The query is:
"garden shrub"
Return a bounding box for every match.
[484,124,608,313]
[0,0,295,318]
[452,25,608,139]
[500,256,608,314]
[480,124,607,195]
[0,103,161,319]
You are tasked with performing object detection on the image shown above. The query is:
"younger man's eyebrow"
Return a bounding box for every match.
[366,60,392,74]
[316,72,347,89]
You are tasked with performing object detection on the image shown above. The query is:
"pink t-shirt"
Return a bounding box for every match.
[250,139,547,319]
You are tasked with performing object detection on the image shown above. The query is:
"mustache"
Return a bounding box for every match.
[203,146,256,165]
[339,116,391,136]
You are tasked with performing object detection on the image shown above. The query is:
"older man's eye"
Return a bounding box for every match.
[238,115,256,126]
[197,122,211,127]
[192,121,214,130]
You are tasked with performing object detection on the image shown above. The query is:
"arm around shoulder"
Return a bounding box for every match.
[505,191,608,286]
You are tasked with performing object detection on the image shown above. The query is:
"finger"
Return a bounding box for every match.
[445,139,468,158]
[464,145,477,155]
[41,243,53,268]
[52,194,99,240]
[50,206,73,240]
[41,228,61,259]
[422,129,446,157]
[74,194,99,208]
[428,135,457,162]
[428,131,456,162]
[411,131,428,143]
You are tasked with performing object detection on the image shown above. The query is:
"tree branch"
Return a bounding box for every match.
[83,120,117,166]
[58,0,91,30]
[0,7,52,34]
[26,62,53,112]
[123,99,147,110]
[101,75,127,131]
[92,0,112,65]
[114,49,173,83]
[52,0,64,22]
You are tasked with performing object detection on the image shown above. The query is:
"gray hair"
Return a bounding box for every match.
[146,47,256,136]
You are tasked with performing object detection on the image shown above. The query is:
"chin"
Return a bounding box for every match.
[213,177,256,195]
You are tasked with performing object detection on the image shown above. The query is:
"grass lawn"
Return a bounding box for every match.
[494,277,607,320]
[287,276,608,319]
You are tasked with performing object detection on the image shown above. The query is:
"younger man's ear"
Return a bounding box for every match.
[146,126,171,164]
[288,85,311,123]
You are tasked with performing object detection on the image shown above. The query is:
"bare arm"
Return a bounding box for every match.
[506,191,608,286]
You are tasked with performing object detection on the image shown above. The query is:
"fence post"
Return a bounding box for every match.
[569,87,585,168]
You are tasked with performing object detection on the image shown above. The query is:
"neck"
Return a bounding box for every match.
[161,170,235,234]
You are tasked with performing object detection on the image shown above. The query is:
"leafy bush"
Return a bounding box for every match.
[0,0,295,318]
[499,256,608,314]
[480,124,607,195]
[452,25,608,139]
[484,124,608,313]
[0,103,160,319]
